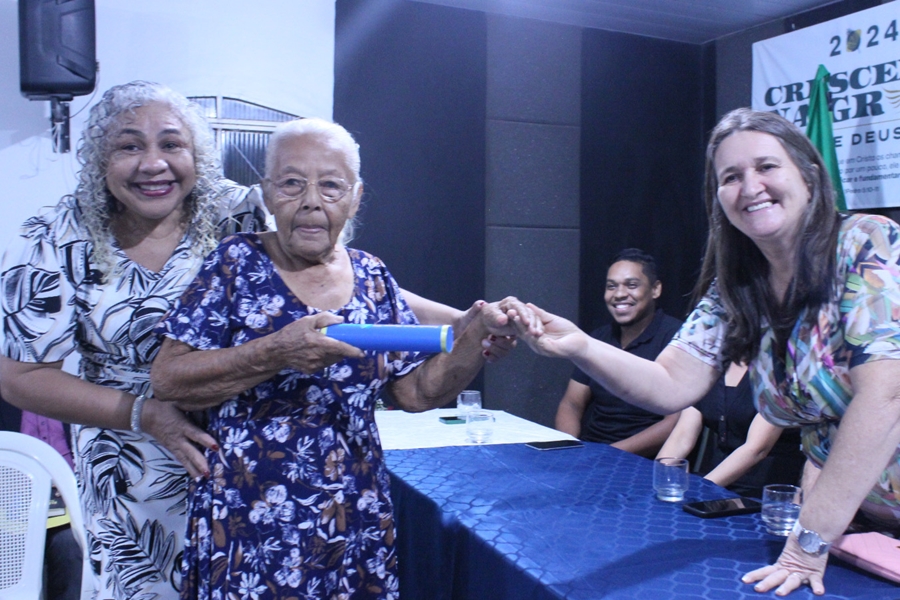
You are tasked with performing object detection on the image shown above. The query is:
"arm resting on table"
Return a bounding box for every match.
[793,358,900,543]
[744,358,900,596]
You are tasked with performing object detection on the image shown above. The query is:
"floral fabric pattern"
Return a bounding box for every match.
[156,233,423,600]
[0,185,265,600]
[670,213,900,520]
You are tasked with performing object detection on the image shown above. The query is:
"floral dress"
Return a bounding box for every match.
[155,233,424,600]
[0,186,265,600]
[670,213,900,524]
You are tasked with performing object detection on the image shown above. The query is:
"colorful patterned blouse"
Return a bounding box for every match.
[670,213,900,520]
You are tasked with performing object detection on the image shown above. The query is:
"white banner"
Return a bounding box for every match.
[752,3,900,209]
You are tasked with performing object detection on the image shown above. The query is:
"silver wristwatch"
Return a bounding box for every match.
[792,521,832,556]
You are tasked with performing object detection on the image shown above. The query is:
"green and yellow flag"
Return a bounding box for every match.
[806,64,847,211]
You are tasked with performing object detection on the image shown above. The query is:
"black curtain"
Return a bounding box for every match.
[334,0,487,311]
[580,29,710,330]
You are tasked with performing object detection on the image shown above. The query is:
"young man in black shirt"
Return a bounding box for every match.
[554,248,680,457]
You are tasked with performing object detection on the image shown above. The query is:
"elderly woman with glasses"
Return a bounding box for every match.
[151,117,513,600]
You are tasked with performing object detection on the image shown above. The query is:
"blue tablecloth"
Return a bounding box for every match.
[386,442,899,600]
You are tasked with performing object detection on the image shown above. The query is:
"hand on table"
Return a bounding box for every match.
[142,396,217,478]
[742,536,828,596]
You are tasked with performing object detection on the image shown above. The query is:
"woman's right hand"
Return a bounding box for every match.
[742,535,828,596]
[503,301,589,359]
[274,312,365,374]
[141,396,217,478]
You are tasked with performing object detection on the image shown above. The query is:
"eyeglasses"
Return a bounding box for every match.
[265,175,354,203]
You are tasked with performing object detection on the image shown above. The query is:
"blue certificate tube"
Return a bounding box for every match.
[319,324,454,353]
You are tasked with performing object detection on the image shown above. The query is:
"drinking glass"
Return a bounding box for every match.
[653,457,689,502]
[761,484,803,536]
[465,410,495,444]
[457,390,482,416]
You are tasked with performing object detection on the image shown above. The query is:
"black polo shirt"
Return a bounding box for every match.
[572,309,682,444]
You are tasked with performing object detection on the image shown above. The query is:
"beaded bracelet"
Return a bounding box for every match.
[130,393,147,433]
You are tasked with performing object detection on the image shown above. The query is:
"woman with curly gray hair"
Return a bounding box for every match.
[0,81,265,599]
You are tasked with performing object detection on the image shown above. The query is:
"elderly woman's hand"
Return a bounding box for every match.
[742,536,828,596]
[274,312,365,374]
[153,313,367,412]
[456,300,517,363]
[481,334,517,363]
[477,297,536,337]
[141,396,218,478]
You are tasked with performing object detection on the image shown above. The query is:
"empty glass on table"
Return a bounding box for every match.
[457,390,482,416]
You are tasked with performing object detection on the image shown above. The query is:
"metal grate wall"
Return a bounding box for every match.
[221,130,271,186]
[221,98,295,122]
[188,96,298,187]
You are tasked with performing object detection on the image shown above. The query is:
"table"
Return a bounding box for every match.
[386,443,899,600]
[375,408,577,450]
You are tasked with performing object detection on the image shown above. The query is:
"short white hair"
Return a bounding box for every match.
[265,118,361,182]
[264,118,363,244]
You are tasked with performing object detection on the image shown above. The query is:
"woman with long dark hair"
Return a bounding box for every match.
[507,108,900,596]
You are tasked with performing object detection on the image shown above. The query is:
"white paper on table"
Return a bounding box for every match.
[375,407,577,451]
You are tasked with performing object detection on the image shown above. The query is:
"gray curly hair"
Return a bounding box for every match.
[74,81,224,279]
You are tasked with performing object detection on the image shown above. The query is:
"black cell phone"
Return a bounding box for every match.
[438,415,466,425]
[682,497,762,518]
[525,439,585,451]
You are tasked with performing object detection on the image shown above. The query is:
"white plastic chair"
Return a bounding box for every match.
[0,431,87,600]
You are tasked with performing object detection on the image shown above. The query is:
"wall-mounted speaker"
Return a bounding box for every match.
[19,0,97,101]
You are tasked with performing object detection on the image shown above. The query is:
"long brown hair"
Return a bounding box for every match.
[693,108,841,363]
